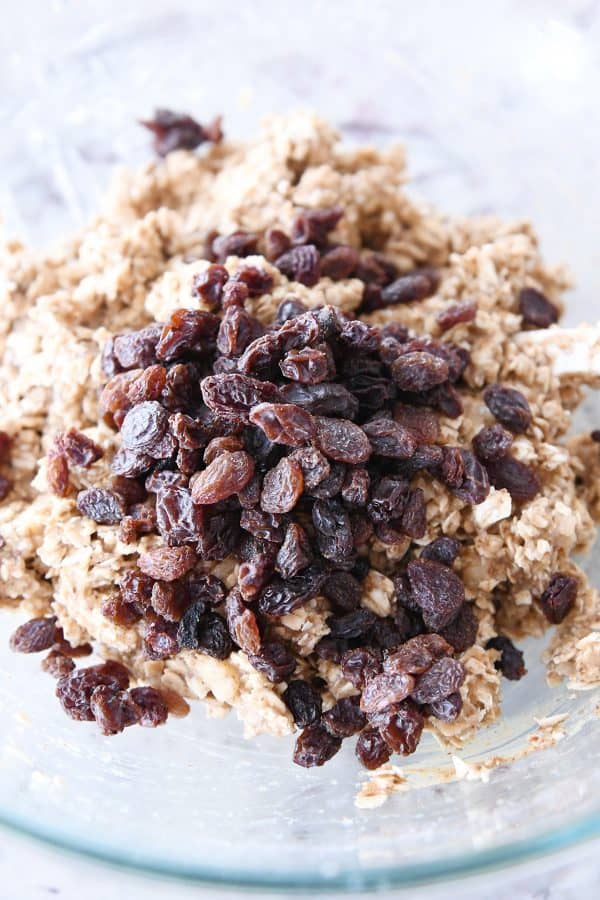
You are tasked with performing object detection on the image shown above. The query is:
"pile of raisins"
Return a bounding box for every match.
[9,196,567,767]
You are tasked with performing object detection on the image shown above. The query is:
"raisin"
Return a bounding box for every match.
[484,455,540,502]
[141,108,222,155]
[76,488,125,525]
[157,309,220,362]
[111,447,153,478]
[54,429,103,468]
[212,231,257,263]
[483,384,532,434]
[249,402,315,447]
[312,498,354,562]
[367,476,408,523]
[200,611,235,659]
[275,245,321,287]
[360,672,416,715]
[261,457,304,513]
[238,553,274,601]
[10,616,58,653]
[291,206,344,247]
[472,424,513,461]
[518,287,559,329]
[306,462,346,499]
[327,608,377,639]
[0,430,12,462]
[280,346,334,384]
[428,692,463,721]
[258,563,328,616]
[340,647,382,689]
[362,417,417,460]
[102,593,142,625]
[41,650,76,678]
[440,601,479,651]
[400,488,427,538]
[274,296,307,324]
[406,559,465,630]
[119,506,154,542]
[384,634,453,675]
[201,373,281,419]
[373,699,424,755]
[323,571,362,612]
[138,545,197,581]
[221,281,250,310]
[247,641,297,683]
[150,581,188,621]
[293,723,342,768]
[283,679,323,727]
[186,572,226,606]
[119,569,154,614]
[437,299,477,332]
[320,245,359,279]
[142,619,179,660]
[198,510,241,560]
[429,383,463,418]
[47,452,70,496]
[225,588,261,654]
[190,450,255,504]
[486,635,527,680]
[322,696,366,738]
[392,351,449,392]
[217,306,263,356]
[448,449,490,505]
[378,269,439,306]
[341,468,370,507]
[240,507,286,543]
[112,325,162,371]
[356,726,391,769]
[420,536,460,566]
[314,417,371,465]
[203,435,244,464]
[129,687,169,727]
[538,572,578,624]
[191,264,229,309]
[276,523,312,578]
[411,657,466,704]
[90,686,141,735]
[392,404,440,445]
[352,511,375,545]
[56,662,130,722]
[265,229,292,262]
[280,381,359,419]
[355,251,397,287]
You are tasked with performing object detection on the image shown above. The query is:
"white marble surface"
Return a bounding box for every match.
[1,0,600,896]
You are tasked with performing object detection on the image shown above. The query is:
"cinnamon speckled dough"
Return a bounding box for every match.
[1,112,599,751]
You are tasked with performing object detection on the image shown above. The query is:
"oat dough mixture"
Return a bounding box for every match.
[1,111,600,778]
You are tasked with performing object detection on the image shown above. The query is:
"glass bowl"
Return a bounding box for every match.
[0,0,599,890]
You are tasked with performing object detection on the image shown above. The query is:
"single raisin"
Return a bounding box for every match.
[247,641,297,683]
[261,457,304,513]
[379,269,440,306]
[518,287,559,329]
[265,229,292,263]
[225,589,261,654]
[138,545,197,581]
[315,417,371,465]
[322,696,366,738]
[41,650,75,678]
[141,108,222,156]
[323,570,362,612]
[483,384,532,434]
[280,382,359,419]
[340,647,382,689]
[373,699,424,755]
[283,679,323,727]
[538,573,578,624]
[191,264,229,309]
[420,536,460,566]
[312,498,354,562]
[356,726,391,769]
[201,373,281,419]
[360,672,416,715]
[410,657,465,704]
[406,559,465,630]
[472,424,514,461]
[90,685,141,735]
[190,450,255,504]
[10,616,58,653]
[249,402,315,447]
[392,351,449,393]
[129,687,169,727]
[486,635,527,681]
[384,634,453,675]
[276,523,312,578]
[428,692,463,721]
[484,455,540,502]
[439,602,479,652]
[293,723,342,768]
[436,299,477,332]
[327,608,377,639]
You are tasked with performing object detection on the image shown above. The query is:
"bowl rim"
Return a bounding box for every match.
[1,804,599,890]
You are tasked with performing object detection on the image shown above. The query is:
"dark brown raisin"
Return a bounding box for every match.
[142,619,179,660]
[119,569,154,613]
[76,489,125,525]
[156,309,220,362]
[275,245,320,287]
[112,324,162,371]
[384,634,453,675]
[138,545,197,581]
[190,450,255,504]
[56,662,130,721]
[155,486,203,545]
[320,245,360,280]
[378,269,439,306]
[341,468,370,507]
[232,264,274,297]
[447,449,490,505]
[484,455,540,502]
[327,608,377,639]
[274,295,307,324]
[483,384,532,433]
[355,251,397,287]
[191,264,229,309]
[283,679,323,727]
[338,320,380,353]
[340,647,382,689]
[322,696,366,738]
[291,206,343,247]
[486,635,527,680]
[362,417,417,460]
[90,685,141,735]
[150,581,188,622]
[393,404,440,445]
[258,563,328,616]
[201,373,281,419]
[312,498,354,562]
[406,559,465,630]
[400,488,427,538]
[240,507,286,543]
[411,657,465,704]
[202,435,244,464]
[10,616,58,653]
[323,570,362,612]
[538,572,578,624]
[420,536,460,566]
[392,351,449,392]
[367,476,408,524]
[249,402,315,447]
[473,424,514,461]
[293,723,342,768]
[54,429,103,468]
[372,699,424,755]
[439,602,478,652]
[355,726,391,769]
[221,280,250,310]
[428,691,463,721]
[437,299,477,332]
[276,523,312,578]
[217,306,263,356]
[129,687,169,727]
[141,108,222,156]
[247,641,297,683]
[238,553,274,601]
[291,446,330,490]
[280,346,335,384]
[280,381,359,419]
[102,593,142,626]
[211,231,258,263]
[111,447,153,478]
[225,588,261,654]
[518,288,559,329]
[265,228,292,262]
[261,457,304,514]
[41,650,76,678]
[314,417,371,465]
[360,672,416,715]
